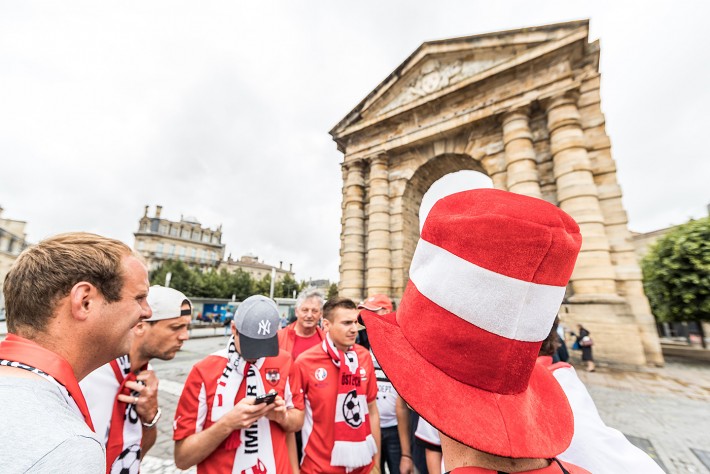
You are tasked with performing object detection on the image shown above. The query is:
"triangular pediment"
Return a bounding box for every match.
[365,47,532,118]
[331,20,589,140]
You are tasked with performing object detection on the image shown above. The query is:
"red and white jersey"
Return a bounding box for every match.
[81,355,146,474]
[293,343,377,474]
[174,348,303,474]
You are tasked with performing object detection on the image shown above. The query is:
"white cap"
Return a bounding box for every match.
[146,286,192,321]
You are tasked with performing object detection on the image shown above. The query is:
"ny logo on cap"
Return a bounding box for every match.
[258,319,271,335]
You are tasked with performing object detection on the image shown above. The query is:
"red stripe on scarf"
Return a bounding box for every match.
[104,359,147,474]
[324,338,371,446]
[0,334,95,431]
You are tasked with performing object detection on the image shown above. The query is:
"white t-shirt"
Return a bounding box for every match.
[372,351,399,428]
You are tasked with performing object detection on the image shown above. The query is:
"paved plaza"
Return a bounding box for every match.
[137,335,710,474]
[1,324,708,473]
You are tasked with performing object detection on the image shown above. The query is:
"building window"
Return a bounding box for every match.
[181,228,190,239]
[170,227,178,237]
[137,241,145,251]
[155,243,163,256]
[202,233,211,243]
[190,247,197,258]
[179,246,186,257]
[168,244,175,256]
[159,224,168,235]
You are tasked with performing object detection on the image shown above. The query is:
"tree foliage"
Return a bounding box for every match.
[641,217,710,322]
[327,282,339,300]
[149,261,306,300]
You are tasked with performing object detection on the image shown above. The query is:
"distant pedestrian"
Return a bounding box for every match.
[571,324,595,372]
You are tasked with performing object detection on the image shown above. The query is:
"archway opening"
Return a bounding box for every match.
[419,170,493,230]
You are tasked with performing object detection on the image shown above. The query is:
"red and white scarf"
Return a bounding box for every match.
[103,355,146,474]
[211,336,276,474]
[322,333,377,471]
[0,334,95,431]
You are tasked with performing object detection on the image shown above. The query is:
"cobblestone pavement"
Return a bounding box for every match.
[25,333,689,473]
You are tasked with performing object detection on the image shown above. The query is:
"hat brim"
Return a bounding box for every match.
[361,309,573,459]
[239,333,279,360]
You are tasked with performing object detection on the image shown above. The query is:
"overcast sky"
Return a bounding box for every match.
[1,1,708,283]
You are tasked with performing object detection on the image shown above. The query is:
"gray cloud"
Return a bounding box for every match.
[1,0,708,283]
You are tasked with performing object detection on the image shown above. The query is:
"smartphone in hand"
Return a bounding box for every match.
[254,392,277,405]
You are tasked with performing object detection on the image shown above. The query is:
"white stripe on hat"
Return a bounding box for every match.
[409,238,566,342]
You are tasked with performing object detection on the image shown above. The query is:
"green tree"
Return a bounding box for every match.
[254,274,272,297]
[275,274,301,299]
[150,260,200,295]
[226,269,256,301]
[641,217,710,334]
[327,282,339,300]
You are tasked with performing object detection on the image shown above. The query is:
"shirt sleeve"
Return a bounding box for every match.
[31,435,105,473]
[173,365,207,441]
[554,367,664,473]
[287,358,305,410]
[364,355,378,403]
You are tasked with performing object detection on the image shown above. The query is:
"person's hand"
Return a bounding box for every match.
[119,370,159,425]
[264,393,287,425]
[399,454,414,474]
[220,396,276,431]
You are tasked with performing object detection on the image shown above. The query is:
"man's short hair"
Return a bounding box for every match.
[295,289,324,311]
[322,297,357,322]
[4,232,134,335]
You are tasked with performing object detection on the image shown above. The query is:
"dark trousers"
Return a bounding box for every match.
[380,425,402,473]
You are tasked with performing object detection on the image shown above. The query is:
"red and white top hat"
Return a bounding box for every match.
[361,189,582,459]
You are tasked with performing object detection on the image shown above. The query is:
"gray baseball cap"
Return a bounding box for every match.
[235,295,280,359]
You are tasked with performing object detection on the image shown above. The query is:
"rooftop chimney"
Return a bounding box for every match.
[289,263,293,272]
[155,205,163,218]
[279,261,283,269]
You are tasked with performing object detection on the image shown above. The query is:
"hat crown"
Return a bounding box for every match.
[236,295,280,340]
[146,285,191,321]
[401,189,581,394]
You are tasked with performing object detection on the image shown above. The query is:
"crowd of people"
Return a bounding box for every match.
[0,189,663,473]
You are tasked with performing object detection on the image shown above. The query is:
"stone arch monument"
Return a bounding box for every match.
[330,21,663,366]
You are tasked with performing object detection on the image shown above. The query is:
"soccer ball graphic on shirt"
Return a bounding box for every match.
[111,444,141,474]
[342,389,363,428]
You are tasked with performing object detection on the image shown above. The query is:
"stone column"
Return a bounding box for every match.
[339,159,366,301]
[502,107,542,198]
[547,92,618,299]
[366,155,392,296]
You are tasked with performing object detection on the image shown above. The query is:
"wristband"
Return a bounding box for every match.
[142,407,162,428]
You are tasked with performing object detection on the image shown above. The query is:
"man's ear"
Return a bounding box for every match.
[321,318,331,332]
[133,321,148,337]
[68,281,99,322]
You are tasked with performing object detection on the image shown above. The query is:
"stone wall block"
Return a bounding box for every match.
[549,128,587,158]
[580,75,601,93]
[579,104,606,129]
[578,89,601,108]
